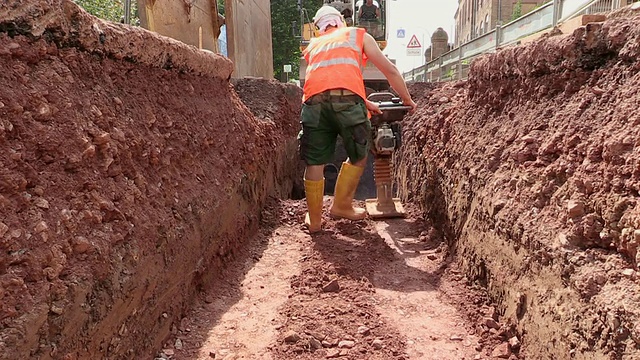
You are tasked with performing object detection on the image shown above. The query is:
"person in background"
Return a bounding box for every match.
[358,0,380,21]
[341,8,353,26]
[357,0,381,37]
[299,5,416,233]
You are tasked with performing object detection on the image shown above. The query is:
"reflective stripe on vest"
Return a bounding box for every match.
[306,57,360,75]
[306,29,362,76]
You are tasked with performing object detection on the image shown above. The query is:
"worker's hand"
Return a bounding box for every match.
[403,98,417,113]
[365,99,383,115]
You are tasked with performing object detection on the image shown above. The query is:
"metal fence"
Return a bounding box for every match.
[404,0,630,82]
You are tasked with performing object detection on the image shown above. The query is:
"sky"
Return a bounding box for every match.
[382,0,459,73]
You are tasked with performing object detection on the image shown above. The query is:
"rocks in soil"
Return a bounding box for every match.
[508,336,521,351]
[567,199,586,218]
[483,317,500,330]
[372,338,383,349]
[322,337,340,347]
[174,338,183,350]
[309,337,323,349]
[284,331,301,343]
[322,279,340,293]
[622,269,636,278]
[357,325,370,335]
[338,340,355,348]
[161,349,174,357]
[491,342,511,359]
[305,330,326,341]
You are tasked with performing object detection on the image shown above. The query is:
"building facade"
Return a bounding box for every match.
[454,0,549,47]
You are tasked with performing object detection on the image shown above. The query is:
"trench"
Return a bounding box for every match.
[3,2,640,360]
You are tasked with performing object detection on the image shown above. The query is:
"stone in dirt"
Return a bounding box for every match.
[306,330,326,341]
[491,342,511,359]
[326,349,342,358]
[322,338,340,347]
[322,279,341,293]
[309,337,323,349]
[284,331,301,343]
[338,340,355,348]
[162,349,174,356]
[623,269,636,278]
[508,336,521,351]
[483,317,500,330]
[357,325,371,335]
[567,199,586,218]
[372,339,383,349]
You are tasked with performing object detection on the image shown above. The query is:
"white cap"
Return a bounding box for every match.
[313,5,342,25]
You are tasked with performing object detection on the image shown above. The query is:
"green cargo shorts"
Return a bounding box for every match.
[298,96,371,166]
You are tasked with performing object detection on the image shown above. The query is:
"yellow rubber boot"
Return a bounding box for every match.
[304,179,324,233]
[330,162,366,220]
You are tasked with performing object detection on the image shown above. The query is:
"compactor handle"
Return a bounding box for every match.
[367,92,411,126]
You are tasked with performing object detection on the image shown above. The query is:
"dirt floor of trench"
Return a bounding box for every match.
[154,198,515,360]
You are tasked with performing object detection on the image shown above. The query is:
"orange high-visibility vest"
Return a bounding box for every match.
[302,27,367,102]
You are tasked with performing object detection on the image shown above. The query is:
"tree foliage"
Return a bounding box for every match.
[511,0,522,21]
[73,0,138,24]
[270,0,322,81]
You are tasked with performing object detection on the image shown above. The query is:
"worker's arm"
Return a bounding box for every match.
[362,33,417,112]
[365,99,383,114]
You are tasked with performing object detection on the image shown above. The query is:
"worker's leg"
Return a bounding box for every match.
[330,99,371,220]
[299,101,338,232]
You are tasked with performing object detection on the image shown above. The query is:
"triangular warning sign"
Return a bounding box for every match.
[407,34,421,48]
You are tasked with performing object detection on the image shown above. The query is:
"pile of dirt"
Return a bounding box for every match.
[0,1,300,359]
[397,8,640,359]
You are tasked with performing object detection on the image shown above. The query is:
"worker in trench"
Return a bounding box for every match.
[299,5,417,233]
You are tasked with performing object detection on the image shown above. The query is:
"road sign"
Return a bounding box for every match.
[283,64,292,73]
[406,34,421,48]
[397,29,405,38]
[406,48,422,56]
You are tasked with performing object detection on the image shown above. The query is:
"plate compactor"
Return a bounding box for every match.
[365,93,412,219]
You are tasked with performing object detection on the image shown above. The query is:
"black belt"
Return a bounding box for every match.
[305,89,361,105]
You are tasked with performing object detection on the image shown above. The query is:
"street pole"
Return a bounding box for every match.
[422,32,425,66]
[299,0,304,39]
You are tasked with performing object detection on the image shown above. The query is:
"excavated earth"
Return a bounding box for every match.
[3,1,640,360]
[397,6,640,360]
[0,1,300,359]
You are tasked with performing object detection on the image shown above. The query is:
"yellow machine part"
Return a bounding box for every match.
[299,22,387,52]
